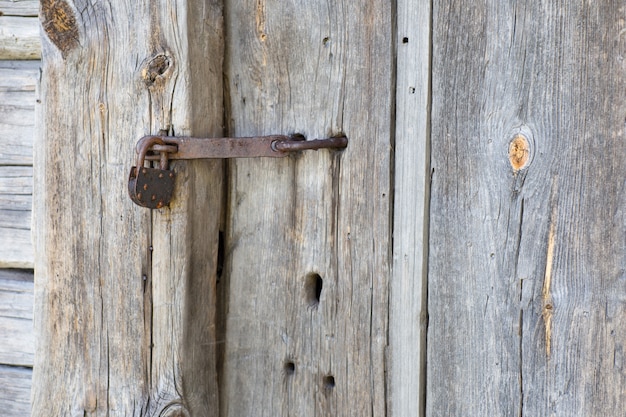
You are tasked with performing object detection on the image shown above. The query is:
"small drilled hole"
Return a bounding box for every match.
[402,37,409,43]
[284,361,296,376]
[305,273,323,307]
[323,375,335,389]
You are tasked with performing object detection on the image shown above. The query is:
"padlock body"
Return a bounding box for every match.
[128,166,175,209]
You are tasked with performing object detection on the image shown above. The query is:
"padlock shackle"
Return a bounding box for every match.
[136,136,168,170]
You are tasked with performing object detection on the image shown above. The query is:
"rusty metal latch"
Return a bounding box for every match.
[128,134,348,209]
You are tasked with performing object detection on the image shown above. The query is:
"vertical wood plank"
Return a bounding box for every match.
[427,1,626,415]
[389,0,431,416]
[220,1,393,416]
[32,1,223,415]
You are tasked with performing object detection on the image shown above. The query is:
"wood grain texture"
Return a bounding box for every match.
[0,268,33,320]
[0,270,34,367]
[0,61,37,268]
[389,1,431,416]
[220,1,393,416]
[32,1,223,415]
[0,315,33,366]
[0,61,38,166]
[0,365,32,416]
[0,166,32,268]
[427,1,626,416]
[0,0,38,16]
[0,15,40,59]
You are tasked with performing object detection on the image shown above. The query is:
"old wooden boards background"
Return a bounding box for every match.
[0,0,40,415]
[21,0,626,416]
[427,2,626,415]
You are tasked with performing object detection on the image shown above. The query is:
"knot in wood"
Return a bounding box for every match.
[508,134,531,171]
[40,0,79,57]
[159,403,190,417]
[142,54,173,86]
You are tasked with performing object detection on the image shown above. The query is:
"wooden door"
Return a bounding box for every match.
[30,0,625,416]
[32,0,393,416]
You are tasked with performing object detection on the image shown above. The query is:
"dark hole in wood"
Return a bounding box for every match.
[284,361,296,375]
[323,375,335,389]
[305,273,323,306]
[402,37,409,43]
[217,231,224,281]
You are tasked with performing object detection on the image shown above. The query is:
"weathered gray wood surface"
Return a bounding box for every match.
[0,364,32,415]
[0,0,38,15]
[427,1,626,416]
[0,269,34,368]
[0,61,37,165]
[0,166,33,269]
[0,61,37,269]
[32,0,223,415]
[0,270,34,414]
[389,0,431,416]
[0,0,40,60]
[220,1,393,416]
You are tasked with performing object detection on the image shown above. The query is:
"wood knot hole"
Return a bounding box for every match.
[40,0,79,57]
[305,273,323,307]
[508,134,531,171]
[142,54,172,86]
[284,360,295,376]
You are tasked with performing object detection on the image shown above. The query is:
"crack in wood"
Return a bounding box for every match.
[542,179,559,358]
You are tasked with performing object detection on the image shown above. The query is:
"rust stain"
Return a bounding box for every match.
[40,0,79,57]
[509,134,530,171]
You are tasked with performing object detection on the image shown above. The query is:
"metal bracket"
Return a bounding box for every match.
[128,134,348,209]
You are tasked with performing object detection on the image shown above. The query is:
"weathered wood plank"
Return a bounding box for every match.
[0,315,33,366]
[0,61,38,166]
[0,269,34,366]
[0,229,32,269]
[0,16,41,60]
[389,0,431,416]
[32,1,223,416]
[0,166,31,194]
[0,166,32,268]
[220,1,393,416]
[0,365,32,416]
[0,269,33,320]
[0,0,38,16]
[427,1,626,415]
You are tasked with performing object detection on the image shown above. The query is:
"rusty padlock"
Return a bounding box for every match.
[128,136,175,209]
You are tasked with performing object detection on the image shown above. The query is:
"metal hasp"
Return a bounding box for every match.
[128,134,348,209]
